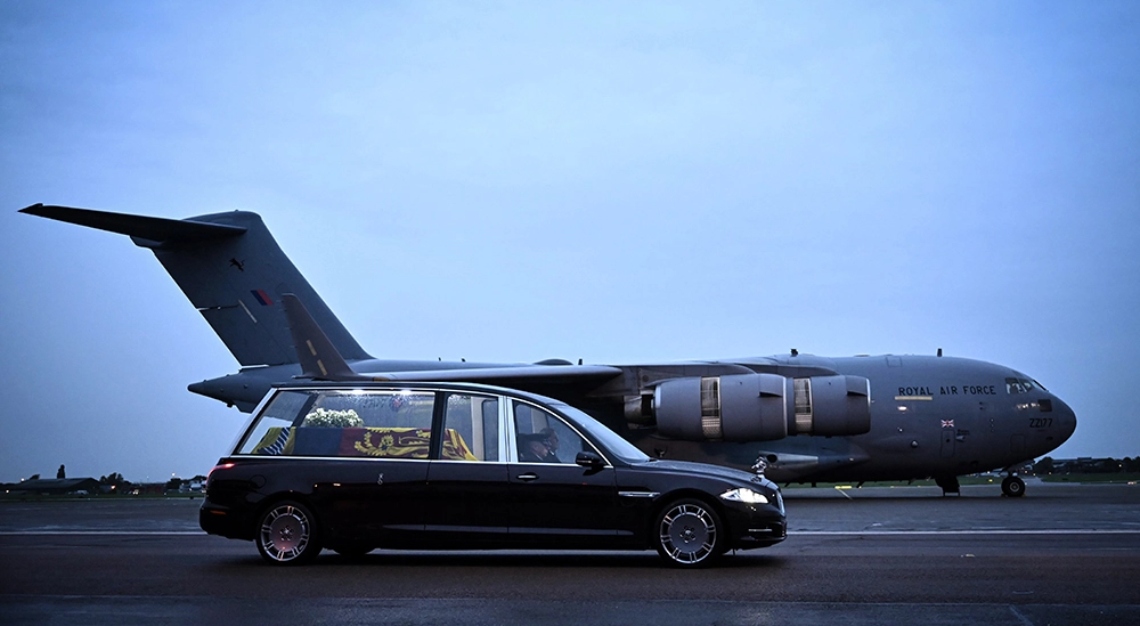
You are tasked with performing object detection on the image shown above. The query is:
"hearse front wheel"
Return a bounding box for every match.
[654,498,724,568]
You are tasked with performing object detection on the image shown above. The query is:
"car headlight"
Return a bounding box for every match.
[720,487,769,505]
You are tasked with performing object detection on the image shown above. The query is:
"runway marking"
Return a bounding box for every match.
[1008,605,1037,626]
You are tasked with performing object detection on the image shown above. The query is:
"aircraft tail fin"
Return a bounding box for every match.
[20,203,372,367]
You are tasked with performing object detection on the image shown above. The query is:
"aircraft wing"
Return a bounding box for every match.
[281,290,623,390]
[367,364,624,386]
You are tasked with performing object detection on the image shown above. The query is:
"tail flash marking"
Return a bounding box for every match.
[251,290,274,306]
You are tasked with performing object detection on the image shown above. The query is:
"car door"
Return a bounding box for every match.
[300,389,436,544]
[423,393,511,544]
[507,401,622,547]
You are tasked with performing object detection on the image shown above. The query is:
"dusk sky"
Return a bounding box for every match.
[2,1,1137,482]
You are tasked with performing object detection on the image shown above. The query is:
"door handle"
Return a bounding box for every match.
[516,472,539,482]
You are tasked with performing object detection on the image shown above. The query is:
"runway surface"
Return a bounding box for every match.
[2,481,1138,625]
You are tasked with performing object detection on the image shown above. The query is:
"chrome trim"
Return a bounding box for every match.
[230,455,434,464]
[234,384,617,468]
[618,491,660,499]
[498,395,511,463]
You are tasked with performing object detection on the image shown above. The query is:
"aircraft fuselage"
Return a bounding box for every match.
[616,354,1076,484]
[188,352,1076,485]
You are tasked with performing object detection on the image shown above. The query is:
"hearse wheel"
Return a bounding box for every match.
[256,500,321,565]
[654,498,724,568]
[1001,476,1026,498]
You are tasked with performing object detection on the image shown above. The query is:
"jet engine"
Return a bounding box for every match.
[646,373,871,442]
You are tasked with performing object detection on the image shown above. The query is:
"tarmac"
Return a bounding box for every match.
[1,481,1138,625]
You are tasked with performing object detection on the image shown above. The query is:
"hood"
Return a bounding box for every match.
[635,459,776,490]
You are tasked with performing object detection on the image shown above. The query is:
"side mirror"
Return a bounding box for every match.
[575,451,605,469]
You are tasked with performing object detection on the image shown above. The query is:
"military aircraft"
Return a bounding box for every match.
[20,203,1077,496]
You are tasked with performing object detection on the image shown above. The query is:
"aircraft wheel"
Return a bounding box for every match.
[256,500,321,565]
[1001,476,1026,498]
[935,475,960,495]
[654,498,724,568]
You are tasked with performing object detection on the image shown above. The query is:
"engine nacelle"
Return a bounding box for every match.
[651,373,870,442]
[792,374,871,436]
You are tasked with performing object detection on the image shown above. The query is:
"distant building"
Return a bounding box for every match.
[1051,457,1123,473]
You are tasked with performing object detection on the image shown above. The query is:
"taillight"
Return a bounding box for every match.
[207,462,236,482]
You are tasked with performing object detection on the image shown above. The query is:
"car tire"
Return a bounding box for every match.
[654,498,724,568]
[256,500,321,565]
[1001,476,1026,498]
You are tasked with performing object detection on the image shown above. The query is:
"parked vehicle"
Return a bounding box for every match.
[200,382,786,567]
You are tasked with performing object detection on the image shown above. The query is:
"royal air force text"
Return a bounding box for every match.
[897,385,997,397]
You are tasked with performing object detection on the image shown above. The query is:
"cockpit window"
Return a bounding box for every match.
[1005,378,1040,394]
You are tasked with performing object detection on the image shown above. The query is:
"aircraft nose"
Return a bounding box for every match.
[1051,395,1077,445]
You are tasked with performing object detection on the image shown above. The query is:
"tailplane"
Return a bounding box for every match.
[20,204,371,367]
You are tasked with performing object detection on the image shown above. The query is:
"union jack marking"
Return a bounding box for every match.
[941,419,955,429]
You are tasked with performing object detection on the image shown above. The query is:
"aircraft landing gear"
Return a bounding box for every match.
[1001,474,1026,498]
[934,475,960,496]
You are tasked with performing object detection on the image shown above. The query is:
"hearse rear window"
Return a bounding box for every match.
[236,389,437,459]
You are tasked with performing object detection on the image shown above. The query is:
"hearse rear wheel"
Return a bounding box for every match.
[256,500,322,565]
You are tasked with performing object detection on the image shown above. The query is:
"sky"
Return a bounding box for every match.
[1,1,1137,482]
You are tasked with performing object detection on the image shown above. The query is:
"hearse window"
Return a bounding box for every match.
[235,390,313,456]
[513,401,593,464]
[238,390,437,459]
[441,394,500,462]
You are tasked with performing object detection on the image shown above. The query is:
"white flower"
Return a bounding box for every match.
[302,408,363,428]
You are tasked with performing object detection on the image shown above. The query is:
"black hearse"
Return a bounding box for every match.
[200,382,786,567]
